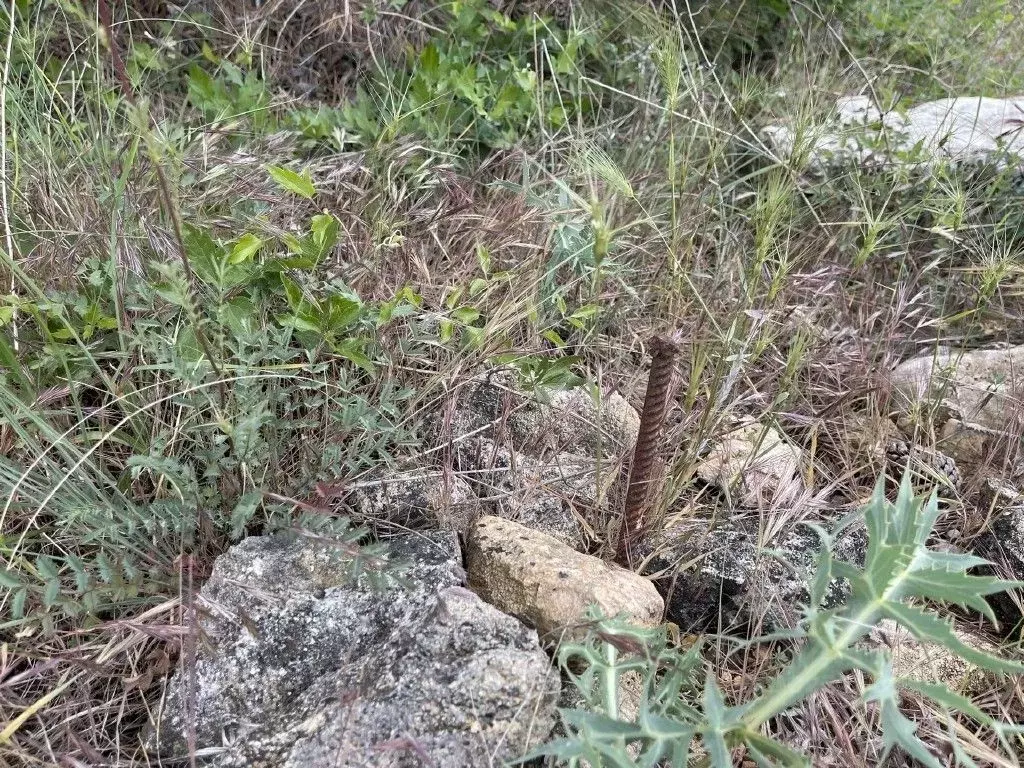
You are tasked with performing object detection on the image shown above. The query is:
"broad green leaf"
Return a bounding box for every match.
[229,233,264,264]
[280,275,305,312]
[187,64,218,108]
[183,224,226,286]
[323,294,361,332]
[419,43,440,76]
[451,306,480,325]
[281,233,304,255]
[0,331,32,398]
[334,338,376,374]
[277,312,322,335]
[266,165,316,199]
[309,214,340,259]
[542,329,566,347]
[221,297,257,337]
[175,326,203,362]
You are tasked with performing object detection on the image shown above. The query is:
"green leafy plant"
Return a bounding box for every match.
[0,171,423,631]
[531,475,1024,766]
[325,0,635,154]
[187,52,274,133]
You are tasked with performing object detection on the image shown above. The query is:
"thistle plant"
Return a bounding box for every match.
[531,474,1024,767]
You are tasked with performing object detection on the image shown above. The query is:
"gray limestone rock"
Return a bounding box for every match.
[889,345,1024,471]
[432,367,639,462]
[347,469,481,533]
[765,95,1024,174]
[430,368,638,545]
[644,517,866,632]
[150,531,559,767]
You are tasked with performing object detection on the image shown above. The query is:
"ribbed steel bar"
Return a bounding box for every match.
[616,335,680,566]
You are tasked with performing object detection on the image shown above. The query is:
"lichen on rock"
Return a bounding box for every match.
[150,531,559,767]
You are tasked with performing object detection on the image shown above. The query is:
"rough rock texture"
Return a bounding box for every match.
[347,470,481,533]
[436,368,639,460]
[643,516,866,632]
[151,531,560,767]
[454,435,624,545]
[465,516,664,642]
[971,481,1024,632]
[695,418,806,508]
[546,385,641,457]
[869,620,1001,695]
[765,95,1024,173]
[889,346,1024,470]
[433,369,640,544]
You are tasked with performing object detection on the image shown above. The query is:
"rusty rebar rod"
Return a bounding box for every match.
[616,334,681,566]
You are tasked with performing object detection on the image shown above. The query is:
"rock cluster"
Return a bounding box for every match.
[764,95,1024,174]
[150,532,560,767]
[351,368,641,548]
[153,352,1024,766]
[153,369,662,766]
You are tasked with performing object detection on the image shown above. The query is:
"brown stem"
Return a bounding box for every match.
[616,334,680,567]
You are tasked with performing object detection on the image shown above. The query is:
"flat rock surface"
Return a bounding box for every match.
[889,346,1024,469]
[890,346,1024,433]
[465,515,664,642]
[150,531,559,767]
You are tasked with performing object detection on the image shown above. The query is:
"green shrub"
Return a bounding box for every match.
[288,0,638,155]
[0,173,423,632]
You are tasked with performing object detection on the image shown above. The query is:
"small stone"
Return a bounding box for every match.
[465,516,664,641]
[695,418,806,508]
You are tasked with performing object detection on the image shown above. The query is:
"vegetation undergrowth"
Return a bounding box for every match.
[534,477,1024,766]
[2,0,1024,764]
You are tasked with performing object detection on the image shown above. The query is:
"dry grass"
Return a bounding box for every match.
[3,0,1024,764]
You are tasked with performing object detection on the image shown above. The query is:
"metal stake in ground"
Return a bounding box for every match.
[616,335,680,567]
